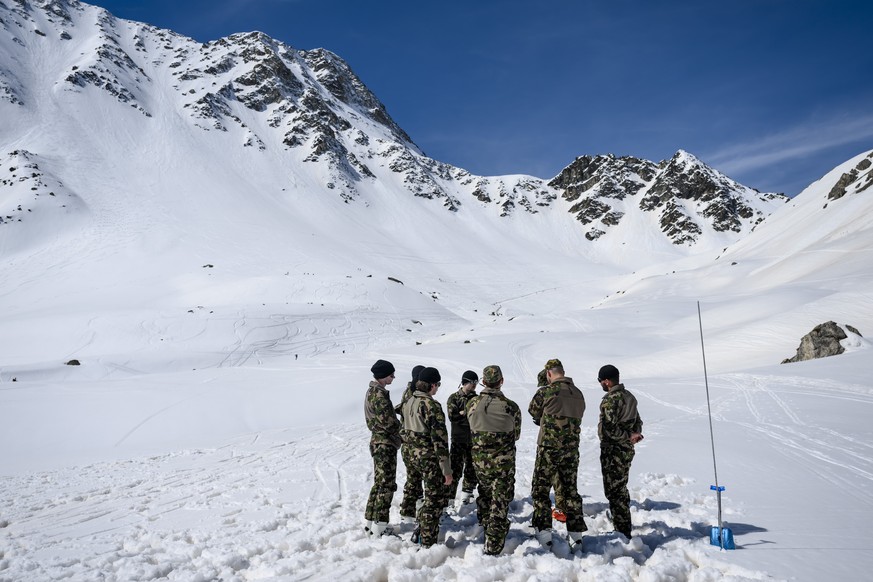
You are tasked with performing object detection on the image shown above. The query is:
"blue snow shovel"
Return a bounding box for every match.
[698,303,736,550]
[709,485,736,550]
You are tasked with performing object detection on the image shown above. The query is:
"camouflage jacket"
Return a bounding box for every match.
[401,391,451,476]
[528,377,586,448]
[528,382,549,426]
[446,387,478,444]
[393,382,416,443]
[394,382,415,418]
[364,380,401,449]
[466,388,521,457]
[598,383,643,448]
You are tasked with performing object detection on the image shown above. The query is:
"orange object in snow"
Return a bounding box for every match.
[552,508,567,522]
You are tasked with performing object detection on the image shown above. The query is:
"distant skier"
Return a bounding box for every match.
[597,364,643,540]
[445,370,480,507]
[401,367,453,548]
[528,358,588,548]
[466,365,521,556]
[363,359,401,537]
[395,365,425,522]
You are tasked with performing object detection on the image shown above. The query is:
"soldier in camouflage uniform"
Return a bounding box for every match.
[528,358,588,547]
[597,364,643,539]
[395,364,425,520]
[400,367,453,547]
[533,367,565,523]
[466,365,521,555]
[445,370,480,505]
[364,359,402,537]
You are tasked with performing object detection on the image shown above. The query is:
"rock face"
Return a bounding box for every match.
[781,321,864,363]
[549,151,788,244]
[826,151,873,203]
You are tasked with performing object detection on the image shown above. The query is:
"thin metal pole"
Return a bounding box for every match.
[698,301,724,545]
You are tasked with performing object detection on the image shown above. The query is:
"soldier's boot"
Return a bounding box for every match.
[411,524,421,544]
[454,490,471,510]
[568,530,585,550]
[369,521,395,537]
[535,528,553,548]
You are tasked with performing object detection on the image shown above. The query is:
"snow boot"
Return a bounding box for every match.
[535,528,553,548]
[455,490,474,510]
[568,531,585,550]
[368,521,395,537]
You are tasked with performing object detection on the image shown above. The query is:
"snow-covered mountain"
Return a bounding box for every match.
[1,0,787,268]
[3,3,873,581]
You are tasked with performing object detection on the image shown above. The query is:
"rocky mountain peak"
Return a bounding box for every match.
[549,150,788,245]
[300,48,414,147]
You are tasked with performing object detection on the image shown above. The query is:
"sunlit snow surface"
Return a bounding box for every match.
[1,2,872,579]
[2,150,873,580]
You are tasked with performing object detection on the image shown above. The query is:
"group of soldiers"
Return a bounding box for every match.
[363,357,643,556]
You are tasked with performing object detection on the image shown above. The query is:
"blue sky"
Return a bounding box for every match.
[90,0,872,196]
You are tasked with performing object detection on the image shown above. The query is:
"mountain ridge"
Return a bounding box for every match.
[2,0,789,264]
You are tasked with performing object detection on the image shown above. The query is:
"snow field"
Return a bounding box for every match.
[0,420,781,582]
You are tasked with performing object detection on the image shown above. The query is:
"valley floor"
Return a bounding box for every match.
[3,363,871,581]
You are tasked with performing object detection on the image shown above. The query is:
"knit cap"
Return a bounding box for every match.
[419,367,441,384]
[370,359,395,379]
[598,364,620,382]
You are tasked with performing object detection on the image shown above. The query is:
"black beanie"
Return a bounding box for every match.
[411,365,425,383]
[419,367,441,384]
[371,359,395,379]
[461,370,478,384]
[598,364,620,382]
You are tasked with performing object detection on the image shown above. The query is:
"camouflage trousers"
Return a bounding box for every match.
[472,448,515,554]
[448,441,477,501]
[364,442,397,523]
[531,445,587,532]
[405,453,446,547]
[399,443,423,518]
[600,444,635,537]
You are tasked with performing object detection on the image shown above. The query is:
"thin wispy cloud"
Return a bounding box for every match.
[705,112,873,175]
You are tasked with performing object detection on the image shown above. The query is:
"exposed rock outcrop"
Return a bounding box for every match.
[549,151,787,245]
[781,321,864,363]
[826,152,873,202]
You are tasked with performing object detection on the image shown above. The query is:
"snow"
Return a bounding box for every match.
[2,2,873,581]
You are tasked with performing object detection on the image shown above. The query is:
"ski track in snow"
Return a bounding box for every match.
[721,375,873,504]
[637,374,873,495]
[0,423,781,582]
